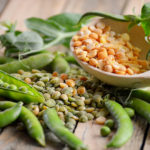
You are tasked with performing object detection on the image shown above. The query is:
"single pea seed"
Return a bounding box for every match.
[8,84,17,90]
[28,91,33,95]
[0,79,3,85]
[51,91,61,99]
[3,82,9,88]
[45,99,56,107]
[124,107,135,117]
[79,115,88,122]
[19,86,28,92]
[44,93,51,100]
[100,126,111,137]
[105,119,114,129]
[36,81,45,87]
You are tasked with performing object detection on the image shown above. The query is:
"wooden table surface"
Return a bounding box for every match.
[0,0,150,150]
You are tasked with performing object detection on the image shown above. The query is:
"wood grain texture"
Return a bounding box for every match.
[75,116,147,150]
[0,0,149,150]
[0,0,9,16]
[0,126,64,150]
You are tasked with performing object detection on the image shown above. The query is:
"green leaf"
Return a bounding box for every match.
[14,31,43,51]
[146,49,150,60]
[77,12,128,27]
[25,13,83,51]
[141,2,150,36]
[48,13,81,31]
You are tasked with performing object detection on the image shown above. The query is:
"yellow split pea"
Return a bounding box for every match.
[72,21,149,75]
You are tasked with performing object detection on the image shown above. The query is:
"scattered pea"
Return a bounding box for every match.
[105,119,114,129]
[124,107,135,118]
[79,115,88,122]
[45,99,56,107]
[3,82,9,88]
[8,84,17,90]
[100,126,111,137]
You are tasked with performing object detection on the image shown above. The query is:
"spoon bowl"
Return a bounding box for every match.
[70,18,150,88]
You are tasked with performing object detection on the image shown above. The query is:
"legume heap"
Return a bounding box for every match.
[13,64,110,131]
[72,21,150,75]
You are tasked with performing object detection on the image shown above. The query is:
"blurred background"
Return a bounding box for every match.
[0,0,145,30]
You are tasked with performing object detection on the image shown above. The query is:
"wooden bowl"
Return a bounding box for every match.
[70,18,150,88]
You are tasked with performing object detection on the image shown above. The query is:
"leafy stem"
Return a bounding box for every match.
[20,31,76,56]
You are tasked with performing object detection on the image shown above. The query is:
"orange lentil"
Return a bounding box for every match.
[77,86,86,95]
[60,73,68,80]
[95,116,106,125]
[80,76,88,81]
[24,78,32,84]
[66,79,75,87]
[89,32,99,40]
[52,72,58,77]
[89,58,99,67]
[60,83,68,88]
[72,88,77,96]
[18,69,24,75]
[73,41,82,47]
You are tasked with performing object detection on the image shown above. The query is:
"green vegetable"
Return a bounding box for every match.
[64,56,78,65]
[104,119,114,128]
[78,3,150,37]
[0,52,54,73]
[43,108,87,150]
[0,56,15,64]
[131,87,150,102]
[124,107,135,118]
[0,101,45,146]
[105,100,133,148]
[100,126,111,137]
[0,70,44,103]
[127,97,150,123]
[0,102,22,128]
[49,55,70,73]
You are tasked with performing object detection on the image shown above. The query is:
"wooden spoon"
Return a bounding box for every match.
[70,19,150,88]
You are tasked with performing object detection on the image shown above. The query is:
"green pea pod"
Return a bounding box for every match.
[43,108,87,150]
[0,56,15,64]
[128,97,150,123]
[50,55,70,73]
[64,56,78,65]
[0,101,22,128]
[0,101,45,146]
[105,100,133,148]
[0,70,44,103]
[131,87,150,102]
[0,52,54,73]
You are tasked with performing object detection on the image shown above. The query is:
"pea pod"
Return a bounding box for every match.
[127,97,150,123]
[131,87,150,102]
[0,101,45,146]
[0,56,15,64]
[43,108,87,150]
[105,100,133,148]
[0,101,22,128]
[64,56,78,65]
[0,52,54,73]
[0,70,44,103]
[50,55,70,73]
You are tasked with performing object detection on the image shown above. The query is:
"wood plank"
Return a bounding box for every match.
[63,0,125,14]
[0,0,9,16]
[144,126,150,150]
[0,126,63,150]
[0,0,67,30]
[75,116,147,150]
[75,1,149,150]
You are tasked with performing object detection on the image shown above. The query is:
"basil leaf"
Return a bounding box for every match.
[14,31,43,51]
[141,3,150,36]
